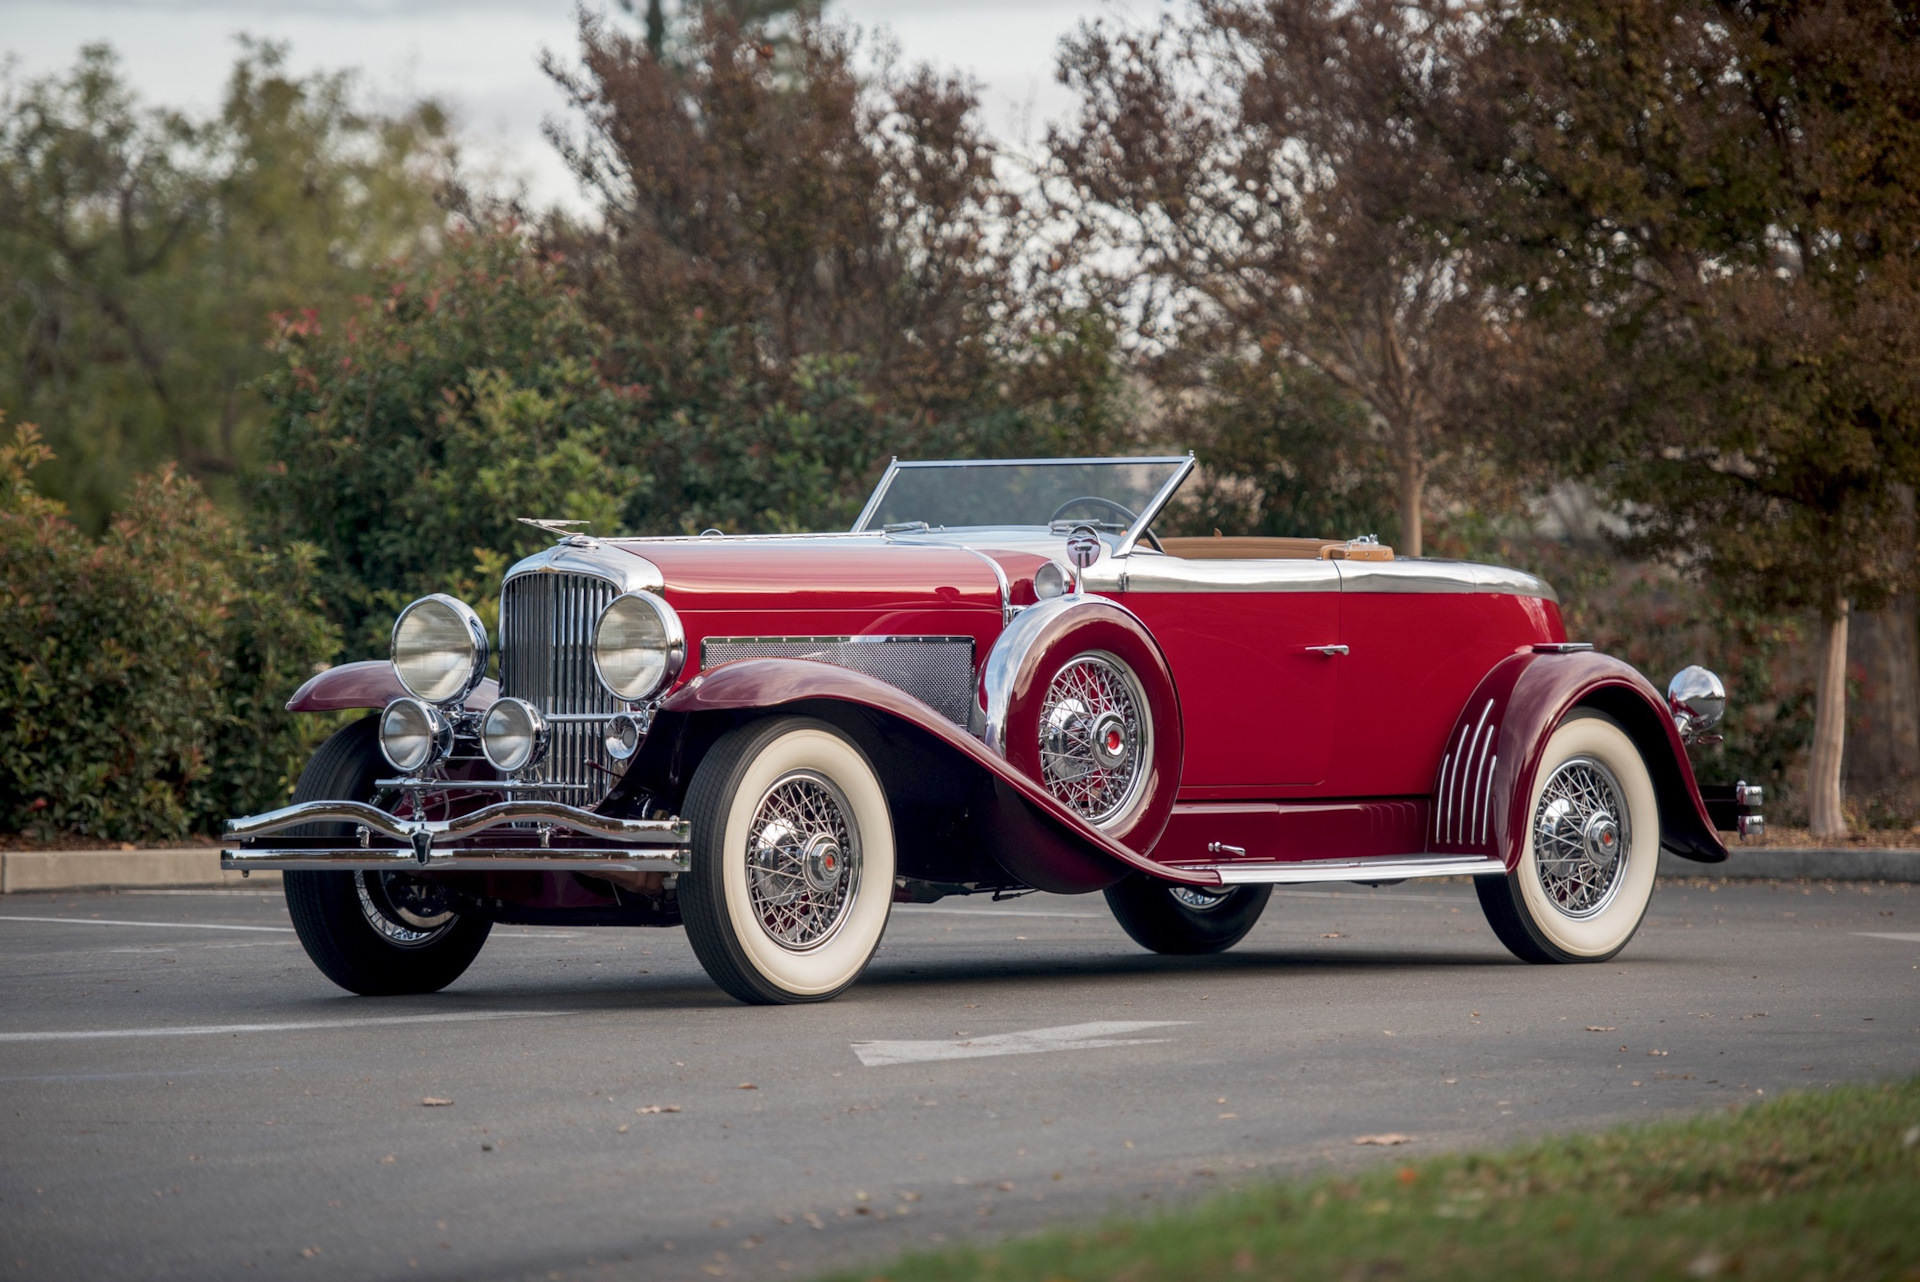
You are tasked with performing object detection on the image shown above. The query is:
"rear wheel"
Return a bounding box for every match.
[280,717,491,996]
[1104,875,1272,954]
[678,717,895,1004]
[1475,710,1659,964]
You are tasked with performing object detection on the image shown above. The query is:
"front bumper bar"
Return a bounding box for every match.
[221,799,691,874]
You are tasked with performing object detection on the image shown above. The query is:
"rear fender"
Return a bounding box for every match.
[286,659,499,714]
[623,657,1207,892]
[1430,651,1726,868]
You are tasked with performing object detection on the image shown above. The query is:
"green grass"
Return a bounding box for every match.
[830,1080,1920,1282]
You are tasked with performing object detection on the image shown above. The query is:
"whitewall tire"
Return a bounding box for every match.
[1475,711,1660,964]
[679,717,895,1004]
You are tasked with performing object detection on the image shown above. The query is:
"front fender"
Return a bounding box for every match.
[286,660,499,714]
[636,657,1211,892]
[1431,651,1726,868]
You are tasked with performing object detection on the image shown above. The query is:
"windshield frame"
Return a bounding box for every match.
[850,455,1195,555]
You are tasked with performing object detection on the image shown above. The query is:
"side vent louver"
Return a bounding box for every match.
[1433,699,1498,851]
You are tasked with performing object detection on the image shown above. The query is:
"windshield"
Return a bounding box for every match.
[853,458,1189,534]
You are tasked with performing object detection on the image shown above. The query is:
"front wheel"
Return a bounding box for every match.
[678,717,896,1004]
[281,717,492,996]
[1104,875,1272,954]
[1475,710,1660,964]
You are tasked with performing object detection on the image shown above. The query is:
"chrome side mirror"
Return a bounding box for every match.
[1667,665,1726,743]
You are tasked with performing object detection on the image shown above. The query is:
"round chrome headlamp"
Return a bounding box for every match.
[592,592,685,702]
[604,711,646,762]
[379,697,454,773]
[1033,559,1075,600]
[391,595,489,706]
[480,697,548,773]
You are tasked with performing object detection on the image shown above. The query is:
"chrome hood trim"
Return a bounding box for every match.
[1336,559,1558,603]
[502,538,664,594]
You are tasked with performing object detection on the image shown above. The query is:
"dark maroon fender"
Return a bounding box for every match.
[645,657,1214,891]
[285,660,499,714]
[1430,651,1726,868]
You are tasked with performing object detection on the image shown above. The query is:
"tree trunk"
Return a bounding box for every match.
[1846,597,1920,800]
[1398,452,1424,558]
[1807,598,1851,840]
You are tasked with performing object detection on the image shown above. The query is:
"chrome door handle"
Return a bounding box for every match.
[1306,644,1349,657]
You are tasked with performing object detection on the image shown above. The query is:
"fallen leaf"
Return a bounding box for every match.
[1585,1026,1616,1032]
[380,1155,396,1164]
[1354,1134,1411,1146]
[996,1181,1014,1191]
[636,1105,681,1114]
[1218,1113,1237,1119]
[738,1083,758,1090]
[1648,1049,1669,1056]
[617,1124,629,1134]
[421,1098,453,1107]
[1320,932,1344,939]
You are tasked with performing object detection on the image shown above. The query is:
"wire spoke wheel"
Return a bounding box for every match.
[1039,653,1149,827]
[745,770,861,952]
[1531,754,1630,919]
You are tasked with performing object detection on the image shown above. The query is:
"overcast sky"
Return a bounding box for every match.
[2,0,1145,211]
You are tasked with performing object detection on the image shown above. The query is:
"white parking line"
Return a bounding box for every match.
[1855,931,1920,943]
[895,906,1103,920]
[0,1010,574,1043]
[0,915,293,933]
[852,1020,1187,1067]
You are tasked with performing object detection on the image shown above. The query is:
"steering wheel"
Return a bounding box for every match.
[1047,496,1164,553]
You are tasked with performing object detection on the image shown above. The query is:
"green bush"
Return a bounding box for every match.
[0,417,338,842]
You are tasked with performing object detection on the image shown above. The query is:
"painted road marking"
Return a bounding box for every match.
[852,1020,1187,1067]
[0,1010,574,1043]
[895,906,1104,920]
[0,915,293,934]
[1855,932,1920,943]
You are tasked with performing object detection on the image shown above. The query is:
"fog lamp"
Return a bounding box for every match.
[481,697,548,773]
[379,697,454,773]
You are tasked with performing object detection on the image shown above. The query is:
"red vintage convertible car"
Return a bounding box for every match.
[225,456,1759,1003]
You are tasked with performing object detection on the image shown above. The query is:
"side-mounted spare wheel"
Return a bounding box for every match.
[280,716,492,996]
[1105,875,1272,955]
[678,716,896,1004]
[1475,709,1660,964]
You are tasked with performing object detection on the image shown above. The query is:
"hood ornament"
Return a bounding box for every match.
[517,518,592,535]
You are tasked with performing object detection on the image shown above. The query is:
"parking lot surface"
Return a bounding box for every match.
[2,876,1917,1281]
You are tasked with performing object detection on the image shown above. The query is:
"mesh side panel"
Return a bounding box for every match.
[499,573,621,805]
[701,637,976,724]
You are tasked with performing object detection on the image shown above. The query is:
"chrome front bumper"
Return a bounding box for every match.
[221,799,690,874]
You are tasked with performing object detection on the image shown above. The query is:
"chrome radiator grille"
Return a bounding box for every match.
[701,636,976,724]
[499,572,621,804]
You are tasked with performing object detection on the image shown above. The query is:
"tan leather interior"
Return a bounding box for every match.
[1157,536,1393,562]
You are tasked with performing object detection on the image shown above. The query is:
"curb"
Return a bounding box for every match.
[1659,847,1920,883]
[0,849,279,894]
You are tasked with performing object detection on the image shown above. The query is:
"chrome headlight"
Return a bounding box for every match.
[592,591,685,702]
[1033,559,1075,600]
[1667,665,1726,741]
[481,697,548,773]
[391,595,489,705]
[379,697,453,773]
[604,710,646,762]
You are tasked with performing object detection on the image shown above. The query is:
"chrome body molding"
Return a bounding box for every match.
[1192,854,1507,885]
[500,537,664,595]
[224,798,689,847]
[954,545,1015,623]
[1335,559,1559,603]
[1119,554,1341,594]
[1434,698,1499,850]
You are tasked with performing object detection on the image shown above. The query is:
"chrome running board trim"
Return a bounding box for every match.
[223,799,689,846]
[220,846,689,874]
[1187,855,1507,885]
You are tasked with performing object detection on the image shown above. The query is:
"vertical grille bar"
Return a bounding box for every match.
[500,572,620,806]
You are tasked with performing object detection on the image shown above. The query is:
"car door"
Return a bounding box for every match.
[1111,554,1341,788]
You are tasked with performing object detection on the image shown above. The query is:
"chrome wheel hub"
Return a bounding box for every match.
[1038,653,1149,827]
[1170,886,1232,911]
[355,870,457,947]
[747,770,861,951]
[1533,756,1630,919]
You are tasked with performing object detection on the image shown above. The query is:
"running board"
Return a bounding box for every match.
[1184,854,1506,886]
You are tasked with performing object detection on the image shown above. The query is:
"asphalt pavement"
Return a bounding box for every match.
[2,876,1917,1281]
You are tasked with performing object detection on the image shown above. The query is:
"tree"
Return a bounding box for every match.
[252,227,638,654]
[542,9,1127,535]
[1479,0,1920,835]
[1044,0,1508,554]
[0,42,456,531]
